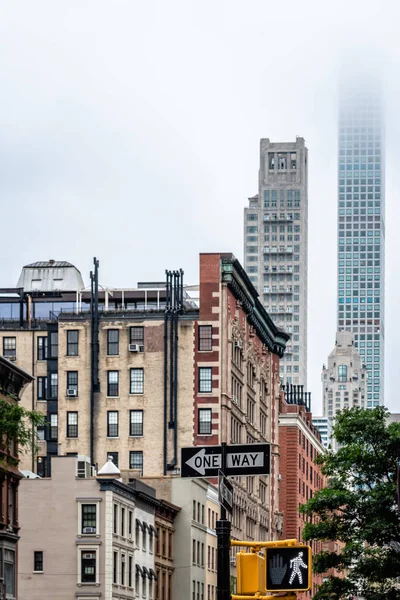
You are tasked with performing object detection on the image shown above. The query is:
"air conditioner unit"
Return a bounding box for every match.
[83,527,96,534]
[83,553,95,560]
[77,456,92,479]
[230,557,236,566]
[8,356,16,362]
[121,555,126,562]
[67,388,77,397]
[129,344,141,352]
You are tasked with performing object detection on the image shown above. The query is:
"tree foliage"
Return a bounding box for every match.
[0,396,45,466]
[300,406,400,600]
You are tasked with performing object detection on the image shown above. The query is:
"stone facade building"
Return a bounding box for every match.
[0,356,33,600]
[244,137,308,386]
[322,330,367,419]
[18,455,158,600]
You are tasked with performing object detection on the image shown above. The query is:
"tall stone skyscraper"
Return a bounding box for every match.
[244,138,308,386]
[337,76,385,407]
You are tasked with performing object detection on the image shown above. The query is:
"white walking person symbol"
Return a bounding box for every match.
[289,551,308,585]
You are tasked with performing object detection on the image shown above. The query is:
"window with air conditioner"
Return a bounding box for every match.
[81,550,96,583]
[81,504,97,534]
[67,371,78,397]
[130,326,144,351]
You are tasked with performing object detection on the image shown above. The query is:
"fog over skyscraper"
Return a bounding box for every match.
[337,71,385,407]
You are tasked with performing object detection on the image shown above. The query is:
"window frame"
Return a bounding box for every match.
[37,376,47,401]
[130,368,144,394]
[49,413,58,441]
[80,549,97,584]
[49,332,58,358]
[198,325,212,352]
[67,371,78,395]
[130,326,144,347]
[129,451,143,474]
[107,411,119,438]
[198,408,212,435]
[67,330,79,356]
[34,550,43,572]
[49,372,58,399]
[81,504,97,534]
[107,370,119,397]
[3,336,16,358]
[107,329,119,356]
[66,411,78,438]
[37,336,48,361]
[130,410,144,437]
[198,367,212,393]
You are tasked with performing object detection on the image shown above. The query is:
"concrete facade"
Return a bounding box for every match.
[18,456,157,600]
[244,138,308,387]
[322,331,368,420]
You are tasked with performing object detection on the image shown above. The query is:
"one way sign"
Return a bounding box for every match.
[181,443,271,478]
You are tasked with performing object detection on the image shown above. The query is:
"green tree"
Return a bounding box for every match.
[300,406,400,600]
[0,395,45,466]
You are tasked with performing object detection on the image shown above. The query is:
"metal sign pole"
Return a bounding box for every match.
[217,442,231,600]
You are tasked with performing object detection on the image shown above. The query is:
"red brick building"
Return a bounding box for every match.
[0,356,33,599]
[194,253,289,546]
[278,385,326,599]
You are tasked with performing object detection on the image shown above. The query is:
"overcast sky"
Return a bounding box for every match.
[1,0,400,414]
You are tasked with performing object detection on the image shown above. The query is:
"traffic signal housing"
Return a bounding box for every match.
[236,551,265,595]
[265,545,312,592]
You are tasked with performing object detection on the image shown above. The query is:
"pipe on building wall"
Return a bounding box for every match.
[169,272,175,429]
[90,268,94,466]
[163,271,170,475]
[31,329,35,471]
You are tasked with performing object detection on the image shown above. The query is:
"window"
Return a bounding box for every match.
[130,451,143,474]
[198,409,212,435]
[113,551,118,584]
[34,550,43,572]
[3,336,16,358]
[130,368,144,394]
[108,452,119,467]
[81,504,97,533]
[198,367,212,393]
[121,553,126,585]
[37,336,48,360]
[130,410,143,436]
[107,371,119,396]
[114,504,118,534]
[130,326,144,348]
[81,550,96,583]
[4,549,15,596]
[49,373,58,398]
[67,330,79,356]
[128,556,133,587]
[338,364,348,382]
[49,414,58,441]
[121,508,125,537]
[37,376,47,400]
[67,412,78,438]
[49,332,58,358]
[198,326,212,351]
[67,371,78,395]
[107,329,119,355]
[107,411,119,437]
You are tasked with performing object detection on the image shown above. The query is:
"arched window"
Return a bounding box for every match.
[338,364,348,382]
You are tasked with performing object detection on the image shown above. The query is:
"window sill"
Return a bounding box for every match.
[78,582,100,586]
[128,393,144,397]
[107,437,120,439]
[33,570,43,574]
[129,435,144,438]
[66,355,80,358]
[106,396,120,399]
[107,355,120,358]
[37,399,47,403]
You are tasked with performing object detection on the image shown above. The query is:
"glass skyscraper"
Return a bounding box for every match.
[337,77,385,407]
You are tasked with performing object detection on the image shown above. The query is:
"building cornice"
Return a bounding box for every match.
[279,415,326,454]
[220,256,289,357]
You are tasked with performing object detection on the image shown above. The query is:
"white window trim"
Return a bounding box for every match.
[77,499,101,537]
[77,544,101,586]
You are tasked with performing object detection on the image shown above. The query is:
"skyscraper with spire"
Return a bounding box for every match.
[337,73,385,406]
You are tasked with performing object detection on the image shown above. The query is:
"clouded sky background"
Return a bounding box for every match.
[1,0,399,414]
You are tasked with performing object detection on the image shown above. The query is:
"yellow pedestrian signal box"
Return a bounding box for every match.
[236,552,265,595]
[265,545,312,592]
